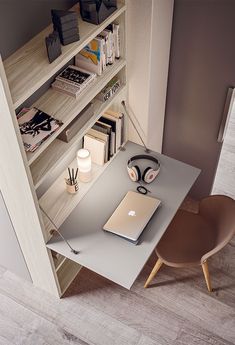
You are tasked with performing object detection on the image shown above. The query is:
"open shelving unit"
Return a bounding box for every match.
[28,58,126,166]
[1,0,127,297]
[31,84,127,189]
[4,2,126,109]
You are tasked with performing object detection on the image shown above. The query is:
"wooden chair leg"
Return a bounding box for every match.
[202,261,212,292]
[144,258,163,288]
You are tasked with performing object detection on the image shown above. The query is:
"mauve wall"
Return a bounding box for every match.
[163,0,235,199]
[0,0,77,60]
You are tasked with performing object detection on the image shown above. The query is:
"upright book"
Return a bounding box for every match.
[75,38,103,75]
[83,134,106,166]
[101,112,122,151]
[87,128,109,162]
[92,120,113,158]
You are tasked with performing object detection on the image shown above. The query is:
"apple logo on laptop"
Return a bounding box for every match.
[128,210,136,217]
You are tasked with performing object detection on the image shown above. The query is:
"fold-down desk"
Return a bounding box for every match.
[46,141,200,289]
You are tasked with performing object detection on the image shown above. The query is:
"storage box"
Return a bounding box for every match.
[58,103,94,142]
[80,0,117,25]
[96,78,121,102]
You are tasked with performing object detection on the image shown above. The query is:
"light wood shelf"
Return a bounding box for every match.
[56,258,82,295]
[26,58,126,166]
[31,85,127,189]
[40,146,124,236]
[3,2,126,110]
[52,252,66,271]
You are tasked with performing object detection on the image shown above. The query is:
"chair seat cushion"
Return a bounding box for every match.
[156,210,216,267]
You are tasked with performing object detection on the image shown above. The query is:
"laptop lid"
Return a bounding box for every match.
[103,191,161,242]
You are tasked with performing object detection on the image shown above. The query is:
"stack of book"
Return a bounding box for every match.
[51,9,79,45]
[83,109,124,166]
[17,107,62,152]
[75,23,120,76]
[51,65,96,98]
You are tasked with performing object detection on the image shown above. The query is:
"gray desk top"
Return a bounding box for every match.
[47,141,200,289]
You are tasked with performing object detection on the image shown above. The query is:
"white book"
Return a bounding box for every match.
[105,109,124,145]
[75,38,103,76]
[96,36,106,72]
[113,23,120,59]
[83,134,106,166]
[98,31,109,66]
[101,30,113,65]
[87,128,109,163]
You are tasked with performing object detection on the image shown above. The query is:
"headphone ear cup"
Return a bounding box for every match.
[127,165,141,182]
[143,167,158,184]
[133,165,141,182]
[142,167,152,183]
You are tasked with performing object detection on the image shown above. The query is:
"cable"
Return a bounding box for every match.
[39,205,79,255]
[121,100,151,153]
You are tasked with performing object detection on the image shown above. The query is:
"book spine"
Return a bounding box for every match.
[51,81,79,98]
[103,30,112,65]
[113,23,120,59]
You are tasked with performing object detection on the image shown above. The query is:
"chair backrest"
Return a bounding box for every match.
[199,195,235,261]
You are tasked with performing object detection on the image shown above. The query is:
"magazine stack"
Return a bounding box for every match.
[17,107,62,152]
[51,65,96,98]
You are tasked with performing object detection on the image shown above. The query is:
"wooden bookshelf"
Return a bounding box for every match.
[0,0,175,297]
[1,0,129,297]
[31,85,127,189]
[3,3,126,109]
[57,258,82,295]
[27,58,126,165]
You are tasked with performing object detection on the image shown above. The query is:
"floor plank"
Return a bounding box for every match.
[133,265,235,343]
[0,292,90,345]
[66,270,179,345]
[137,334,159,345]
[0,270,141,345]
[68,267,235,345]
[0,197,234,345]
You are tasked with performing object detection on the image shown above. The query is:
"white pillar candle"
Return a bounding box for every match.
[77,149,92,182]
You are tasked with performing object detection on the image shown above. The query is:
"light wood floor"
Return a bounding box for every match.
[0,199,234,345]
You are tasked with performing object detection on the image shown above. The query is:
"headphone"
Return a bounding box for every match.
[127,155,160,184]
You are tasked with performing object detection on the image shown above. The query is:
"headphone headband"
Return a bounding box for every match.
[128,154,159,167]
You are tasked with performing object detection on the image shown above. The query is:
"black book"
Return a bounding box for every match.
[92,121,112,159]
[99,116,116,154]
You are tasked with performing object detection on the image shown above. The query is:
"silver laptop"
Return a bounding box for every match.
[103,191,161,244]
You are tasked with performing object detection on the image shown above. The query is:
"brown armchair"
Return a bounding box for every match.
[144,195,235,291]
